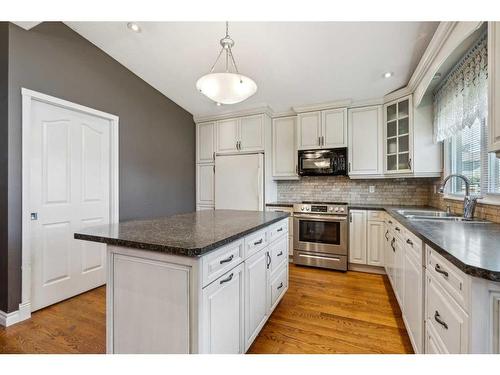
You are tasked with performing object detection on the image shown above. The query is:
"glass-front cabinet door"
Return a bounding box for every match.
[384,95,413,174]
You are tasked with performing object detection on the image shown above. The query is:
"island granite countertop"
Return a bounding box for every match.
[74,210,289,257]
[266,201,500,282]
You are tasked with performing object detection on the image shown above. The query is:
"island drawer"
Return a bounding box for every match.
[426,272,469,353]
[202,239,244,287]
[269,235,288,273]
[403,230,423,264]
[267,219,288,244]
[245,229,268,258]
[270,263,288,310]
[427,245,470,310]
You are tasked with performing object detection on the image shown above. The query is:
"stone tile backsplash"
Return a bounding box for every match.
[277,176,437,206]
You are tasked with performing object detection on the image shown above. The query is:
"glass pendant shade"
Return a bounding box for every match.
[196,72,257,105]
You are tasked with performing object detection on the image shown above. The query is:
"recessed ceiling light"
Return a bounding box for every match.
[383,72,393,79]
[216,102,222,106]
[127,22,141,33]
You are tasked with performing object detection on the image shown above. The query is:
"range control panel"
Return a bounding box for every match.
[293,203,348,215]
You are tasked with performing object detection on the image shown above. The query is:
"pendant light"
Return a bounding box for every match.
[196,22,257,105]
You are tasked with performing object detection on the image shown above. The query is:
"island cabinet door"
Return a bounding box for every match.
[244,248,269,351]
[201,263,244,354]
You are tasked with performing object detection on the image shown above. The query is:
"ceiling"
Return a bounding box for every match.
[65,22,439,117]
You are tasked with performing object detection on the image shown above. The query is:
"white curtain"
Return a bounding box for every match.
[433,33,488,142]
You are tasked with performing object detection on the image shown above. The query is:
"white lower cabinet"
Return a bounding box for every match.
[244,248,269,350]
[202,263,245,354]
[349,210,385,267]
[403,249,423,353]
[349,210,367,264]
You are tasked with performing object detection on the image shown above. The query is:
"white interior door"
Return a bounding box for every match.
[30,100,111,311]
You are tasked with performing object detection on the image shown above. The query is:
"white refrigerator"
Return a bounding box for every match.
[215,153,264,211]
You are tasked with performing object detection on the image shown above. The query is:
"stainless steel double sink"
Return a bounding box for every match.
[396,209,490,223]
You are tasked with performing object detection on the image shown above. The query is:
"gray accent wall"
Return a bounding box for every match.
[2,22,195,313]
[0,23,9,312]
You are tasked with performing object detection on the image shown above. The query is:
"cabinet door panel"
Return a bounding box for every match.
[202,264,244,354]
[240,115,264,152]
[403,251,423,353]
[244,249,269,350]
[348,106,383,176]
[322,108,347,148]
[272,116,297,178]
[217,118,239,153]
[349,210,367,264]
[297,112,321,150]
[196,122,215,163]
[196,164,214,205]
[488,22,500,154]
[367,220,384,267]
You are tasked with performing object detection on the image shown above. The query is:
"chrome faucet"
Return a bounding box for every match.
[438,174,479,220]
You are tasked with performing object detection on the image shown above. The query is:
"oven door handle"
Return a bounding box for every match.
[294,214,347,221]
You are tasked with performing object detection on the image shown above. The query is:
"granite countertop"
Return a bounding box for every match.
[74,210,289,257]
[266,201,500,282]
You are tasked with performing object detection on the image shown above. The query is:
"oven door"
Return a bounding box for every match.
[293,214,348,255]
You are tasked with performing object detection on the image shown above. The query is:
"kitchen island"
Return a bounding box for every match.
[75,210,289,354]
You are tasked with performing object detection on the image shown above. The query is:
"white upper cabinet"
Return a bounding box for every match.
[488,22,500,155]
[297,111,322,150]
[348,105,383,176]
[322,108,347,148]
[272,116,298,179]
[196,121,215,164]
[217,118,239,153]
[216,115,265,154]
[239,115,265,152]
[297,109,347,150]
[384,95,413,174]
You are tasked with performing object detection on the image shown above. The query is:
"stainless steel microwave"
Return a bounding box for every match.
[297,148,348,176]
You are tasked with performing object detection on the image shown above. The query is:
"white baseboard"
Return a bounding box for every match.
[0,302,31,327]
[348,263,386,275]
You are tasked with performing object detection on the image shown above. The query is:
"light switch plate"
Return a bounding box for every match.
[369,186,375,193]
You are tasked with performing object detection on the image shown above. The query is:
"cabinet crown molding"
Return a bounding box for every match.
[194,105,274,123]
[292,99,352,114]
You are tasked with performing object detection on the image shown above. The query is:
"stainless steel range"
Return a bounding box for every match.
[293,201,348,271]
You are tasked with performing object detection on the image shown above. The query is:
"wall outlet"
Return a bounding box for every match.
[369,185,375,193]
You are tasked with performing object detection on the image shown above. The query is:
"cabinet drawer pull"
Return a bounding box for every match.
[434,311,448,329]
[385,230,389,240]
[219,254,234,264]
[388,220,393,224]
[254,238,263,246]
[266,252,271,269]
[277,282,284,290]
[277,251,283,257]
[406,238,413,246]
[219,273,234,284]
[435,264,449,277]
[391,238,395,252]
[395,227,401,232]
[277,227,283,232]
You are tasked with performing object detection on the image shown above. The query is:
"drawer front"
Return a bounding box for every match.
[425,320,448,354]
[270,263,288,309]
[244,229,268,258]
[386,216,403,237]
[267,219,288,244]
[403,230,423,264]
[270,235,288,273]
[202,239,244,287]
[427,245,469,310]
[426,273,469,353]
[368,210,385,221]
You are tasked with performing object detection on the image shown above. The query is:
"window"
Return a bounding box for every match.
[446,119,500,196]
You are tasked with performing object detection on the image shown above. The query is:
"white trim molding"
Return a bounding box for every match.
[292,99,352,113]
[20,88,120,323]
[193,105,273,123]
[0,303,31,327]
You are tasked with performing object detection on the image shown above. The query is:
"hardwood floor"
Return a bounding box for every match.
[247,264,413,354]
[0,264,412,354]
[0,286,106,354]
